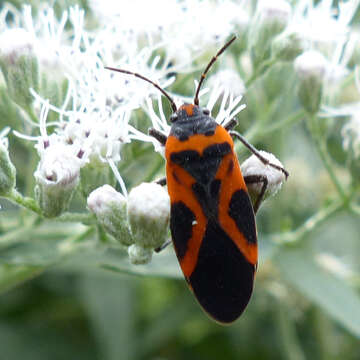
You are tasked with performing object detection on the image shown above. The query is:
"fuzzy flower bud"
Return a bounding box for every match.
[34,144,80,217]
[128,244,153,265]
[0,135,16,196]
[241,151,287,210]
[294,51,327,114]
[0,28,39,108]
[250,0,292,67]
[272,31,307,62]
[87,185,132,245]
[127,182,170,249]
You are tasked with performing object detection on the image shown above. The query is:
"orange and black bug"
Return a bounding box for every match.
[106,36,288,324]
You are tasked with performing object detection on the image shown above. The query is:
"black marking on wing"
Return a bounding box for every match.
[172,170,182,185]
[228,189,257,245]
[189,219,255,323]
[227,159,234,175]
[192,180,221,219]
[170,202,195,260]
[170,142,231,185]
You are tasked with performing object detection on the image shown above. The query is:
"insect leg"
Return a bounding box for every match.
[229,130,289,178]
[156,177,167,186]
[154,238,172,253]
[224,118,238,131]
[244,174,268,215]
[148,128,167,146]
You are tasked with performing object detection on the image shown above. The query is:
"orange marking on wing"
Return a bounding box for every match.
[216,152,258,265]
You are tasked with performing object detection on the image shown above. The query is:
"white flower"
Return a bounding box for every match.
[255,0,292,28]
[0,5,85,75]
[291,0,359,46]
[87,184,126,215]
[34,143,81,187]
[87,185,132,245]
[0,127,16,196]
[289,0,360,82]
[294,50,328,81]
[139,81,246,154]
[207,69,246,98]
[34,141,81,217]
[127,182,170,249]
[323,68,360,158]
[0,28,34,61]
[241,151,287,199]
[89,0,247,63]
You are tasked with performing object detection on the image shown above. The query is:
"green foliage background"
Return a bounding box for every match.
[0,0,360,359]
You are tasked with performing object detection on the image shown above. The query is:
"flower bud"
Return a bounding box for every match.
[241,151,287,209]
[87,185,133,245]
[0,28,39,108]
[34,144,80,217]
[272,31,307,62]
[0,135,16,196]
[128,244,153,265]
[250,0,291,67]
[127,182,170,249]
[294,51,327,114]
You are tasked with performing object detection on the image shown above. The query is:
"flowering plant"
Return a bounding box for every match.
[1,0,360,354]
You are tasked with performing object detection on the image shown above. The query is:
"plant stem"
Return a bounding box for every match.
[261,109,305,136]
[245,57,277,88]
[7,189,42,215]
[56,212,96,224]
[0,264,44,295]
[307,113,347,201]
[276,200,343,244]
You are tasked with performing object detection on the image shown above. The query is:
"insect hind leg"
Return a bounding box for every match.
[244,175,268,215]
[229,130,289,178]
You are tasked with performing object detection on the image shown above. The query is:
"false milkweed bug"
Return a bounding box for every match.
[106,36,289,324]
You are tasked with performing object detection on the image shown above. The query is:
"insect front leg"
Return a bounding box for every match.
[224,118,238,131]
[244,175,268,215]
[148,128,169,252]
[156,177,167,186]
[229,130,289,178]
[148,128,168,146]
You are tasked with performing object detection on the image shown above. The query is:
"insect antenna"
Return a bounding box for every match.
[193,36,236,106]
[105,67,177,112]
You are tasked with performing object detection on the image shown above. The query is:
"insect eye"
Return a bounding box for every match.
[170,113,178,122]
[203,109,210,115]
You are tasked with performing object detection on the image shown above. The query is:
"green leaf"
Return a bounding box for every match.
[79,274,136,360]
[274,247,360,338]
[0,264,44,294]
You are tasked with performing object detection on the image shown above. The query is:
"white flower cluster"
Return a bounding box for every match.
[0,1,252,196]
